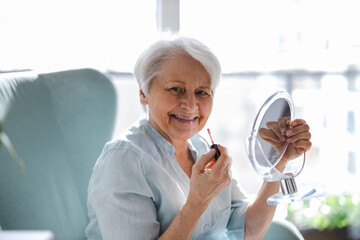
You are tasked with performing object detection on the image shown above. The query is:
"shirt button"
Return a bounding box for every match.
[204,224,209,230]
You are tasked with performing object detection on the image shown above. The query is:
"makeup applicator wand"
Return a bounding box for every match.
[204,128,221,171]
[207,128,221,161]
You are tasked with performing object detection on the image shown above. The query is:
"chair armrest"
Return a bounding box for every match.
[264,219,304,240]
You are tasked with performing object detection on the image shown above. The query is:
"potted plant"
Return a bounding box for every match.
[287,194,360,239]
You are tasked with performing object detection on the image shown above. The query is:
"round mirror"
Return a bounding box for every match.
[245,91,316,205]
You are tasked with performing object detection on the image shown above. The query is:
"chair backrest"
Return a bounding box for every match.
[0,68,117,240]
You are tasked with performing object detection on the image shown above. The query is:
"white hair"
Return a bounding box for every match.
[134,37,222,97]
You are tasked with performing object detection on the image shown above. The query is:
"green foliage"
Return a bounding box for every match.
[287,194,360,231]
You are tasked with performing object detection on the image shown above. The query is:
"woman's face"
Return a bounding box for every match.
[140,54,214,144]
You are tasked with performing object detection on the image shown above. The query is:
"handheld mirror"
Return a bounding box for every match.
[245,91,316,205]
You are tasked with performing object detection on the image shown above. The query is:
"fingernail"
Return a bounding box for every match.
[286,130,292,135]
[291,122,297,126]
[281,128,286,134]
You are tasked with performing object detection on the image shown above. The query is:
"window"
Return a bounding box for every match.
[0,0,157,72]
[180,0,360,73]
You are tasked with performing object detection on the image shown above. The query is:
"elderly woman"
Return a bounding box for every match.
[86,37,312,240]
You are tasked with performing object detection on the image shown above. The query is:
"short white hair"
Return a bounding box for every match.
[134,37,222,96]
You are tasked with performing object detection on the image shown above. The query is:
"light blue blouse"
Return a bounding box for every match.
[86,118,249,240]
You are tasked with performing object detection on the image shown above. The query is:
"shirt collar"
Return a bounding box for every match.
[188,140,199,162]
[141,118,176,155]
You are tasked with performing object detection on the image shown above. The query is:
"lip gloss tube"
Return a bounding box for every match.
[204,128,221,171]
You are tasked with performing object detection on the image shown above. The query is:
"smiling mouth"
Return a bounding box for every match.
[171,114,198,121]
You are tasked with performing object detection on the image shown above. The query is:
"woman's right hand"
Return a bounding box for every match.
[187,145,232,209]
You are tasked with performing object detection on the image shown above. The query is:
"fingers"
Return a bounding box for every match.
[194,144,232,174]
[290,118,306,127]
[286,120,311,153]
[259,128,282,143]
[209,145,232,187]
[287,132,311,143]
[211,144,232,172]
[266,121,285,141]
[286,119,311,142]
[193,148,216,172]
[262,118,311,148]
[293,139,312,152]
[278,116,290,135]
[286,119,309,135]
[193,145,232,188]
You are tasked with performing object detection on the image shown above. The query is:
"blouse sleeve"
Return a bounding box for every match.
[226,178,249,240]
[86,145,159,240]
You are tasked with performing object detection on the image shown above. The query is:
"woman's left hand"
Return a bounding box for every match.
[259,117,312,168]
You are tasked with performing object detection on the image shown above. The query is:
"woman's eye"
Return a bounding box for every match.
[168,87,184,94]
[171,87,183,92]
[196,90,209,96]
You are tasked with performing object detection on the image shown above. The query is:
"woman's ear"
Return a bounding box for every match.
[139,89,148,105]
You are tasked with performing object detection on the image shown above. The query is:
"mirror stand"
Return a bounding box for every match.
[268,177,316,205]
[280,176,298,195]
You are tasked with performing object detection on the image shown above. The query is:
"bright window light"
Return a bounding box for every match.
[180,0,360,73]
[0,0,157,72]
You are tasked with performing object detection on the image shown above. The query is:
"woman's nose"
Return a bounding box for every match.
[180,93,198,111]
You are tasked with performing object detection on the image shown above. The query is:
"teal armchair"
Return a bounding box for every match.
[0,69,117,239]
[264,219,304,240]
